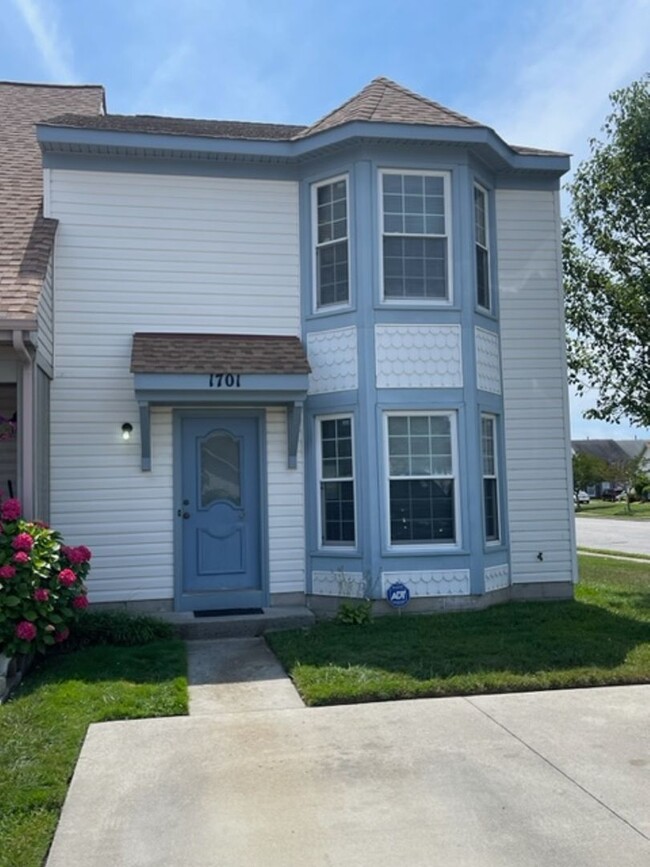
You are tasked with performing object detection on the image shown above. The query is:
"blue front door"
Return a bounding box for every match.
[179,414,263,611]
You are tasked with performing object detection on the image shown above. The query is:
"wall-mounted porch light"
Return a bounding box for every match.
[121,422,133,441]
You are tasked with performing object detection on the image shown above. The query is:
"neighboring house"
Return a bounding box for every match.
[0,82,105,518]
[4,76,575,613]
[572,439,650,496]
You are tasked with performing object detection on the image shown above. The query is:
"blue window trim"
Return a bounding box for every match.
[311,174,353,315]
[315,412,358,552]
[380,407,463,554]
[378,168,454,307]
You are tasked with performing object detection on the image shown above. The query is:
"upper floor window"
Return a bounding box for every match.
[474,184,491,311]
[381,170,451,303]
[386,412,457,545]
[313,177,349,310]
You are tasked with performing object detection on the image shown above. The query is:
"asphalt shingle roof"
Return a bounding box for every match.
[130,333,311,375]
[298,77,481,136]
[39,77,567,157]
[41,113,305,141]
[0,82,104,321]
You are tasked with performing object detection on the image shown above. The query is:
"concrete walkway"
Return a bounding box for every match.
[187,638,304,715]
[46,682,650,867]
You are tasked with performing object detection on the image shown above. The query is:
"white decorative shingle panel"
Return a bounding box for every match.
[475,327,502,394]
[312,570,365,597]
[375,325,462,389]
[484,564,510,593]
[382,570,470,597]
[307,327,358,394]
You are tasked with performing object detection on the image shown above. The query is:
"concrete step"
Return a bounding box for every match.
[160,606,315,640]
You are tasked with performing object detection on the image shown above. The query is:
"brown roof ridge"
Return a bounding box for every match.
[370,77,481,127]
[302,77,387,132]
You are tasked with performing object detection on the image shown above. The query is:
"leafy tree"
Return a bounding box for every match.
[564,75,650,427]
[572,451,607,491]
[602,451,645,514]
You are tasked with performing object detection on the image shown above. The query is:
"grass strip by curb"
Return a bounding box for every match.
[578,547,650,562]
[0,640,188,867]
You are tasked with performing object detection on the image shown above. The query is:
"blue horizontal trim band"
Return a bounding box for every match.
[37,120,570,176]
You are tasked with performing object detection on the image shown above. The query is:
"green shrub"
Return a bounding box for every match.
[336,599,373,626]
[67,610,174,648]
[0,497,91,656]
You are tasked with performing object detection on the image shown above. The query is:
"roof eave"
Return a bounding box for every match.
[37,120,570,175]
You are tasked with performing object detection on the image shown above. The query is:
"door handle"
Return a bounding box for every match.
[183,512,191,519]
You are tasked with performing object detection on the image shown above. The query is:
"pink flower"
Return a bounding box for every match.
[72,594,89,609]
[34,587,50,602]
[77,545,92,562]
[58,568,77,587]
[1,498,21,521]
[13,551,29,564]
[63,545,92,565]
[15,621,37,641]
[12,532,34,551]
[54,627,70,643]
[0,564,16,579]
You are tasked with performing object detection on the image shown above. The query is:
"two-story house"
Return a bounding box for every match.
[3,77,576,614]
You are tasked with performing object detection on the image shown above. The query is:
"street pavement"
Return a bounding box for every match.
[575,515,650,556]
[46,672,650,867]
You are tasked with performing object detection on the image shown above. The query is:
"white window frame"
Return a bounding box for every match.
[312,174,351,313]
[316,413,357,550]
[379,169,453,306]
[383,410,460,550]
[474,183,491,312]
[481,413,500,545]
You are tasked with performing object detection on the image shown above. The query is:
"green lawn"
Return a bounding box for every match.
[268,556,650,706]
[0,641,187,867]
[576,499,650,519]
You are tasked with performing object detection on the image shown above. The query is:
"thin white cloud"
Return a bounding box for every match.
[478,0,650,160]
[134,41,195,115]
[11,0,76,82]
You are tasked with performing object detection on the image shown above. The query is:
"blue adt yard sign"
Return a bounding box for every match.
[386,582,410,608]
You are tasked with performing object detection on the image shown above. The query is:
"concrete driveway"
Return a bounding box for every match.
[46,685,650,866]
[575,516,650,556]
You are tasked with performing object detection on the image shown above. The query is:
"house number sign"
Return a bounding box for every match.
[208,373,242,388]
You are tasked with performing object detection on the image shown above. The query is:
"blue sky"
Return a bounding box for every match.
[4,0,650,440]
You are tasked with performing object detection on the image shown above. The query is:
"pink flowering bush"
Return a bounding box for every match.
[0,496,91,656]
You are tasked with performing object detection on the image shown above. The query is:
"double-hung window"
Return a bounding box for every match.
[386,412,457,545]
[474,184,491,310]
[318,416,355,546]
[381,171,451,302]
[481,414,500,542]
[314,177,349,309]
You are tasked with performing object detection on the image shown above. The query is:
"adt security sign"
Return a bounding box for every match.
[386,582,410,608]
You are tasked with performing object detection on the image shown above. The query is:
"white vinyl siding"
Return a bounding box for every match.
[48,169,303,603]
[496,188,576,584]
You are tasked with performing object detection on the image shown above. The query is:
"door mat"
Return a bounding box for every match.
[193,608,264,618]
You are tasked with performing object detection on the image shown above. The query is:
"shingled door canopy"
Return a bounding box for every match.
[130,333,310,470]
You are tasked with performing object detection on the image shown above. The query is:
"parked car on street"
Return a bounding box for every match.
[601,488,625,501]
[575,490,590,504]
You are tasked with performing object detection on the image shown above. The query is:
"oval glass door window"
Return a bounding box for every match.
[201,431,241,507]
